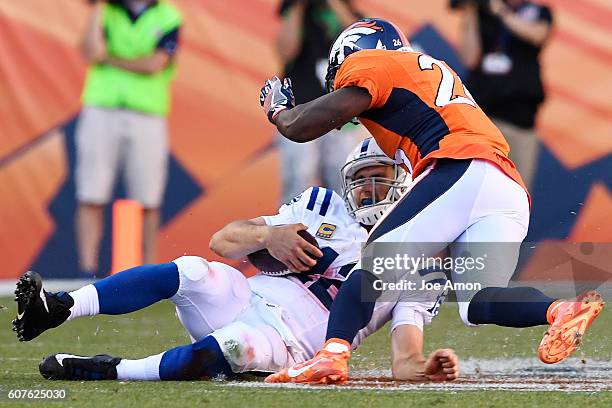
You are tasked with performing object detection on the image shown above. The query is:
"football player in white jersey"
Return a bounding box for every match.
[13,138,457,383]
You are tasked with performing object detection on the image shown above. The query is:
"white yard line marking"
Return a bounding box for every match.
[222,358,612,392]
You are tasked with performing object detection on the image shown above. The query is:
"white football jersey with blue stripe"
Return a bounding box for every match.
[261,186,367,280]
[246,186,445,358]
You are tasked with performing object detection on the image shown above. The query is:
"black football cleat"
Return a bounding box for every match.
[12,271,74,341]
[40,354,121,380]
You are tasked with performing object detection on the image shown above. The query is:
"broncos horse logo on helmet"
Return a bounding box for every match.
[325,18,411,93]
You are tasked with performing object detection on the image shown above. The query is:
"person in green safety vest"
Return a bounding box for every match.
[75,0,182,276]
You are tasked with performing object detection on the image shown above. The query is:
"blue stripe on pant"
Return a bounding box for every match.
[326,159,472,343]
[367,159,472,244]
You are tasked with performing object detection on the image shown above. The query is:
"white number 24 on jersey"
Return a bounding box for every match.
[418,54,476,108]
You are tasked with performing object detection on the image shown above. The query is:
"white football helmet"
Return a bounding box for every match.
[341,138,410,226]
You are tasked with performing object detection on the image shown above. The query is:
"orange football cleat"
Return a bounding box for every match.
[538,290,605,364]
[265,339,351,384]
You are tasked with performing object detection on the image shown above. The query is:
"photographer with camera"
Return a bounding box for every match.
[275,0,367,204]
[455,0,553,191]
[76,0,182,275]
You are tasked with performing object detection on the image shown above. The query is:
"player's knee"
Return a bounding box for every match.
[213,322,267,372]
[212,322,285,373]
[172,256,210,283]
[170,256,211,304]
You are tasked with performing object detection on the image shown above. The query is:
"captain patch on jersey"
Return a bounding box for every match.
[316,223,337,239]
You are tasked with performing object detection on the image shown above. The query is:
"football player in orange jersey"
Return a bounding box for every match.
[260,18,604,384]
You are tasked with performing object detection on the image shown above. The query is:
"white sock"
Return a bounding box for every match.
[324,341,349,353]
[116,352,164,381]
[67,284,100,320]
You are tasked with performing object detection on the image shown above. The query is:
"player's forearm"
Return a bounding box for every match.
[81,4,106,63]
[103,52,170,74]
[274,104,340,143]
[274,87,370,142]
[209,220,270,259]
[390,324,426,381]
[392,354,427,381]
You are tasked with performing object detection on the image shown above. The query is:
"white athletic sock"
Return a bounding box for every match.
[67,284,100,320]
[323,340,350,353]
[116,352,164,381]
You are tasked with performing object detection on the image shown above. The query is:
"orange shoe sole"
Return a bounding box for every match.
[538,291,605,364]
[265,363,348,384]
[308,368,347,385]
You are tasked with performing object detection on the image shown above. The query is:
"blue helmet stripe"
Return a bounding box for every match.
[360,138,371,154]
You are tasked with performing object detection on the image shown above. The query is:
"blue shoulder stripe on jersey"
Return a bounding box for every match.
[319,189,333,216]
[306,187,319,211]
[360,138,371,154]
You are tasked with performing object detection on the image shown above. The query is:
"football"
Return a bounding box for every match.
[247,229,319,276]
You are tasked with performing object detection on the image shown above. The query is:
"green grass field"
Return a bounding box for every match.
[0,296,610,407]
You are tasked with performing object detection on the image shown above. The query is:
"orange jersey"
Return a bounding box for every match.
[334,49,528,196]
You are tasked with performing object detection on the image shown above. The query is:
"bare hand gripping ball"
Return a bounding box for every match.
[247,230,319,276]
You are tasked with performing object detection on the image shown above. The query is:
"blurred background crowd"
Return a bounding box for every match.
[0,0,610,280]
